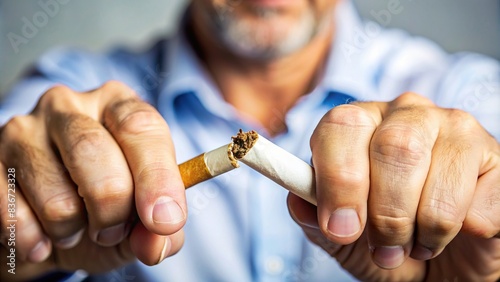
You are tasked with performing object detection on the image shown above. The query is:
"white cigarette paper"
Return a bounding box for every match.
[179,144,238,188]
[179,130,317,206]
[205,144,238,175]
[231,130,317,205]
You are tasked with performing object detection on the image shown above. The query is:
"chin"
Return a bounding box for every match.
[212,4,319,60]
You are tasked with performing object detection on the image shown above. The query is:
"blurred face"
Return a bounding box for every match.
[192,0,338,60]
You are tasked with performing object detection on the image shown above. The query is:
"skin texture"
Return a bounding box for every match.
[1,0,499,281]
[190,0,337,135]
[288,93,500,281]
[0,82,185,280]
[192,0,335,59]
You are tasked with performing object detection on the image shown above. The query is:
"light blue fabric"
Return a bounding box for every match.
[1,1,499,281]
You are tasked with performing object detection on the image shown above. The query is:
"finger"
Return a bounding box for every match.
[0,164,51,263]
[288,194,374,278]
[1,114,86,249]
[42,86,134,247]
[412,110,484,261]
[287,192,320,230]
[464,162,500,239]
[367,94,438,269]
[99,81,187,235]
[129,222,185,266]
[311,104,379,244]
[287,193,344,253]
[465,134,500,239]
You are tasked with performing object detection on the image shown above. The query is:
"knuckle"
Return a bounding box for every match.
[446,109,478,133]
[322,104,375,128]
[137,163,173,183]
[37,85,74,110]
[78,176,132,207]
[116,107,165,135]
[323,169,366,188]
[99,81,137,103]
[464,209,499,239]
[419,217,460,237]
[394,92,433,106]
[101,80,133,94]
[41,192,82,222]
[371,126,429,167]
[370,213,414,237]
[1,115,33,140]
[67,128,107,162]
[419,200,462,236]
[311,105,375,148]
[397,92,422,101]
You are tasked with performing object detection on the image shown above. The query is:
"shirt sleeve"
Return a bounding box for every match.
[438,53,500,141]
[371,33,500,141]
[0,47,115,125]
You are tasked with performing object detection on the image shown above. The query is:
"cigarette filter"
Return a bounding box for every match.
[179,144,238,188]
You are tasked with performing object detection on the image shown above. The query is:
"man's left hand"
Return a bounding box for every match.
[289,92,500,281]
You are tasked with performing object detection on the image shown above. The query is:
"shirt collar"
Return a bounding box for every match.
[319,0,376,101]
[158,0,373,120]
[159,26,241,122]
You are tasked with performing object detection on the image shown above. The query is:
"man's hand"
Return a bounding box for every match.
[0,81,186,280]
[289,93,500,281]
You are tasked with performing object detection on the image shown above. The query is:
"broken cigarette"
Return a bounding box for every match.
[230,130,317,205]
[178,130,316,205]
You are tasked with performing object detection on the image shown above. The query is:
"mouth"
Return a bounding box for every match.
[243,0,298,9]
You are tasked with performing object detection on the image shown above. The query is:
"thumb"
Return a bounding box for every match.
[129,222,185,266]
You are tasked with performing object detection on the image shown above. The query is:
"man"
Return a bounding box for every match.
[0,0,499,281]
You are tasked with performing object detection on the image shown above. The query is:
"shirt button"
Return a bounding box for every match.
[264,256,284,275]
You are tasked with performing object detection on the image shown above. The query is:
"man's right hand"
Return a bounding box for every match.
[0,81,186,280]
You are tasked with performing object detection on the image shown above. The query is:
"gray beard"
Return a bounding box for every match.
[208,5,324,60]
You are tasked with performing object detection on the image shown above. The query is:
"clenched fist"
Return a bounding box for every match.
[0,81,186,281]
[289,93,500,281]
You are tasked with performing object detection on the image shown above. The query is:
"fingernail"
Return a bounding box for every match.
[327,209,360,237]
[56,228,85,249]
[157,237,171,264]
[97,223,126,247]
[372,246,405,269]
[28,236,51,263]
[153,197,185,224]
[411,245,433,261]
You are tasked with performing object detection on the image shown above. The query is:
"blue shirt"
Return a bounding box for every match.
[1,1,499,281]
